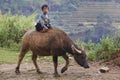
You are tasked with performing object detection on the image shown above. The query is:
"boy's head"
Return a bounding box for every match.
[41,4,49,14]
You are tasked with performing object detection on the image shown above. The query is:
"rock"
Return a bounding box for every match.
[99,67,109,73]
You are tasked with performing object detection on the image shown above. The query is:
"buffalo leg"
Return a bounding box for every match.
[61,54,69,73]
[53,56,60,77]
[32,53,42,74]
[15,48,28,74]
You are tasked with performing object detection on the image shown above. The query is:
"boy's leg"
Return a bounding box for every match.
[35,22,44,31]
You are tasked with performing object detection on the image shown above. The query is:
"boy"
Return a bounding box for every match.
[35,4,52,32]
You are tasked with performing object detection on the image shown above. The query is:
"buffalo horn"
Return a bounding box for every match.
[72,45,82,54]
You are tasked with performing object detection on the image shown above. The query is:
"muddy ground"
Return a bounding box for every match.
[0,60,120,80]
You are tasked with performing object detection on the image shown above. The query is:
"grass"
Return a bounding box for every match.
[0,47,65,64]
[0,48,17,64]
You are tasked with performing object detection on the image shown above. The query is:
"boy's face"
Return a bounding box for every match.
[42,7,49,14]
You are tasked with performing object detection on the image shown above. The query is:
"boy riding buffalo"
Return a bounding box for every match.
[35,4,52,32]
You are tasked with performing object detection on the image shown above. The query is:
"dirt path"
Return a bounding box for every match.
[0,60,120,80]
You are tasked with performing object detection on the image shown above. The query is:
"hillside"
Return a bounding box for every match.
[0,0,79,15]
[50,2,120,27]
[0,0,120,42]
[49,1,120,42]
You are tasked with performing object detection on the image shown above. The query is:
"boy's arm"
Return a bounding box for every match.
[38,15,44,26]
[39,15,48,29]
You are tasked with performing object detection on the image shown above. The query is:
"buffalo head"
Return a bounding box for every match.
[71,45,89,68]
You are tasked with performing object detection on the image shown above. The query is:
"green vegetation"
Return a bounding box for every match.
[0,12,65,64]
[0,48,64,64]
[0,0,120,64]
[82,36,120,61]
[0,12,36,48]
[0,48,18,64]
[1,36,120,64]
[0,12,120,64]
[1,0,120,39]
[0,48,33,64]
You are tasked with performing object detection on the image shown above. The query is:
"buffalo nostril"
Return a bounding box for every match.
[87,65,90,68]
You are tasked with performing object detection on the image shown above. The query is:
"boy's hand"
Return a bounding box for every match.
[45,19,48,23]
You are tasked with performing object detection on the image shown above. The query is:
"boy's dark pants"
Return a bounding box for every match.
[35,22,52,32]
[35,22,43,31]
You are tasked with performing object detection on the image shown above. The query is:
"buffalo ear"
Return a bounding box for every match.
[71,45,82,54]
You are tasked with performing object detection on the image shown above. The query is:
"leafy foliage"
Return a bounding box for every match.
[82,36,120,61]
[0,12,36,48]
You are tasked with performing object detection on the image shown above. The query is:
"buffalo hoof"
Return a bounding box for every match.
[15,69,20,74]
[61,67,67,73]
[37,70,43,74]
[54,73,60,77]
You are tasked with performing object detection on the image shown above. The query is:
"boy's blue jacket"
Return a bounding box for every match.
[38,13,51,28]
[35,13,52,31]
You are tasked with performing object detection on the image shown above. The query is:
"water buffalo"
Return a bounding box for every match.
[15,29,89,77]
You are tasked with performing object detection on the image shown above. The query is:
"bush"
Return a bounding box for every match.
[81,36,120,61]
[0,12,36,48]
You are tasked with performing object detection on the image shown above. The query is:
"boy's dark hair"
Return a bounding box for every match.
[41,4,49,10]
